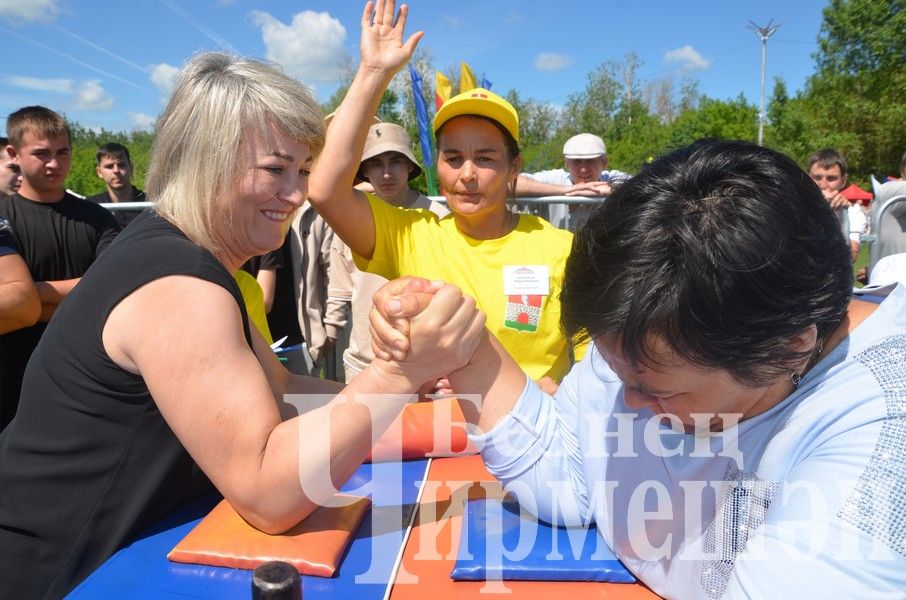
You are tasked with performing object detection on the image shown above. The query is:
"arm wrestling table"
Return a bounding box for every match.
[69,456,659,599]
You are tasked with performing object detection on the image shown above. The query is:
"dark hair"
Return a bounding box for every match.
[561,139,854,386]
[807,148,847,177]
[900,150,906,178]
[6,106,70,148]
[96,142,132,165]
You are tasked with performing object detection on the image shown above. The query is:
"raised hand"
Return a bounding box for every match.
[359,0,423,76]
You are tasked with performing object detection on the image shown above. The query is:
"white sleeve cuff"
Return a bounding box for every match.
[467,374,554,480]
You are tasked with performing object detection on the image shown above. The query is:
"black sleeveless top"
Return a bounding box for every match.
[0,211,252,599]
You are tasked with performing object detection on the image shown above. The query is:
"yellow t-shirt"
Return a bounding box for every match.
[234,269,273,346]
[354,193,577,381]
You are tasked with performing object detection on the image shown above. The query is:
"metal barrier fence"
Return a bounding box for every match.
[99,197,607,213]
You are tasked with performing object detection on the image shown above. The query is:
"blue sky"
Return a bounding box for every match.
[0,0,830,133]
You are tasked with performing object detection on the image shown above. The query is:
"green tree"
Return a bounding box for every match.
[561,62,621,137]
[65,122,154,197]
[504,89,562,172]
[799,0,906,178]
[816,0,906,74]
[678,78,702,114]
[556,54,670,172]
[667,95,758,148]
[764,77,812,163]
[609,97,669,172]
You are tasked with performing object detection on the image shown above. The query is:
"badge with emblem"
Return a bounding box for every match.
[505,294,542,332]
[502,266,549,333]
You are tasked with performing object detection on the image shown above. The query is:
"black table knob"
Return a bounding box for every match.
[252,561,302,600]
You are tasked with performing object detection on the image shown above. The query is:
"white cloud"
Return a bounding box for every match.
[72,80,114,111]
[503,13,525,25]
[3,75,117,111]
[129,112,156,131]
[4,76,73,93]
[0,0,61,24]
[664,45,710,71]
[249,10,348,84]
[150,63,180,100]
[440,15,461,29]
[534,53,574,72]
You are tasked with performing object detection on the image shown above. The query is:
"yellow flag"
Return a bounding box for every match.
[435,71,452,109]
[460,62,478,92]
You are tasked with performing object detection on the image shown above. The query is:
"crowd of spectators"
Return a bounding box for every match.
[2,107,903,427]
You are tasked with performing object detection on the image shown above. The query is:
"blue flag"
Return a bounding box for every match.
[481,76,492,90]
[409,64,438,195]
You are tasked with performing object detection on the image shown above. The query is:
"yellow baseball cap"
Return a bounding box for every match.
[433,88,519,144]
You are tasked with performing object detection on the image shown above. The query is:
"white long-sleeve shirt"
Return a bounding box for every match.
[471,286,906,599]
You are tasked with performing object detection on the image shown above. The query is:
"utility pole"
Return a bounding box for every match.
[748,19,781,146]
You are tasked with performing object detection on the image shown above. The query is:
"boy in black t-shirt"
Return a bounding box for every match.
[0,106,120,428]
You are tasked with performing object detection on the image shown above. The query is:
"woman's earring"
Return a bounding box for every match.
[790,371,802,388]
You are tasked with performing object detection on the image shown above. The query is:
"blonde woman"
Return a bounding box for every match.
[0,32,483,598]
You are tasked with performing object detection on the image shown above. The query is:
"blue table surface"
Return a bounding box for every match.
[68,459,430,600]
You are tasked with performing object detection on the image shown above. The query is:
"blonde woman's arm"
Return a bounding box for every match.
[103,274,482,534]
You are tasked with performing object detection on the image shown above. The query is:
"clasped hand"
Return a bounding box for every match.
[368,277,486,390]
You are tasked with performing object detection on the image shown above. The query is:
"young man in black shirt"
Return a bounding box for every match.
[86,142,146,226]
[0,106,120,428]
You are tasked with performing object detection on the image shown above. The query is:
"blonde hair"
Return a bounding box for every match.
[147,52,325,256]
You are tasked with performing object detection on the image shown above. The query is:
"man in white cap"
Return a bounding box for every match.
[516,132,630,231]
[329,122,448,383]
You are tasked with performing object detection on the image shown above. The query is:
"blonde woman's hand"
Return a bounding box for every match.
[369,278,486,388]
[359,0,423,76]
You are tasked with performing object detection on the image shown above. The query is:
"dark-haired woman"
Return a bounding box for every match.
[373,138,906,598]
